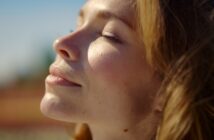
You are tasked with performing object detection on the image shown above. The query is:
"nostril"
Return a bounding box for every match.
[59,50,70,58]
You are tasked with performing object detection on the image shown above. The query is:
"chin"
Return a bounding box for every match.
[40,92,84,123]
[40,92,66,121]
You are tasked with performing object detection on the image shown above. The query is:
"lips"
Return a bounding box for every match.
[46,66,81,87]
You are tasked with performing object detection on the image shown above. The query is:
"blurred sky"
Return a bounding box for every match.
[0,0,85,86]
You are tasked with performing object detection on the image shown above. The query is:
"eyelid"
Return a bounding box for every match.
[102,31,122,43]
[102,32,116,38]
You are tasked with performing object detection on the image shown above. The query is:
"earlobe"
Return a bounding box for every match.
[151,71,165,113]
[153,90,165,113]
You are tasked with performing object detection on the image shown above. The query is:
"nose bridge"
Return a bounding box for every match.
[53,30,83,61]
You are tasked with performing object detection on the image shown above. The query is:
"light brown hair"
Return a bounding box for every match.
[137,0,214,139]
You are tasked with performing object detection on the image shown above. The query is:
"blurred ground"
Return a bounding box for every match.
[0,127,69,140]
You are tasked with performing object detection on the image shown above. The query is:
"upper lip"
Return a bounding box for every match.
[49,65,82,87]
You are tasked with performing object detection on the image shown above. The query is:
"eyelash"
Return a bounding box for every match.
[100,32,122,44]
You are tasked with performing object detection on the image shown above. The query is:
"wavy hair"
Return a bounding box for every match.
[137,0,214,139]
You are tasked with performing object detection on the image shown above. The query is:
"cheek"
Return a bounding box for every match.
[87,45,124,81]
[85,45,159,123]
[87,45,152,87]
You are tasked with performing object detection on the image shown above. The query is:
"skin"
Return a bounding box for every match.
[41,0,162,139]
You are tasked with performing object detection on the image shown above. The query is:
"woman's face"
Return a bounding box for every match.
[41,0,161,127]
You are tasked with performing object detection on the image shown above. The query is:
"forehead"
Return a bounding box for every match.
[82,0,136,28]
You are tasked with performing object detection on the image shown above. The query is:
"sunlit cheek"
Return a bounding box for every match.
[87,46,124,81]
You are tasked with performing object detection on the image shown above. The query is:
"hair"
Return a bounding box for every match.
[70,0,214,140]
[137,0,214,139]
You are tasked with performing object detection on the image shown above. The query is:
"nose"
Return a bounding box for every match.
[53,34,80,61]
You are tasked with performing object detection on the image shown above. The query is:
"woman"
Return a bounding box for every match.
[40,0,214,139]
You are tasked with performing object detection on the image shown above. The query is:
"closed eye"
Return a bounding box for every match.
[101,32,122,44]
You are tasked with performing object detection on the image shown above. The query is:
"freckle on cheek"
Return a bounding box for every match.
[90,60,117,77]
[88,50,122,82]
[123,129,129,133]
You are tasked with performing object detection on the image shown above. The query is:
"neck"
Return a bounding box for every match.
[88,114,159,140]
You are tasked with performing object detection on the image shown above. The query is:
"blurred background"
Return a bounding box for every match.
[0,0,84,139]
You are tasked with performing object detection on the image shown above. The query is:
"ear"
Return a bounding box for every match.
[152,70,165,113]
[153,89,165,113]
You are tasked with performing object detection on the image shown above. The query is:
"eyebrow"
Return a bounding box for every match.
[79,9,133,29]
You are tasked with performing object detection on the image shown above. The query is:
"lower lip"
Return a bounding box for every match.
[45,75,81,87]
